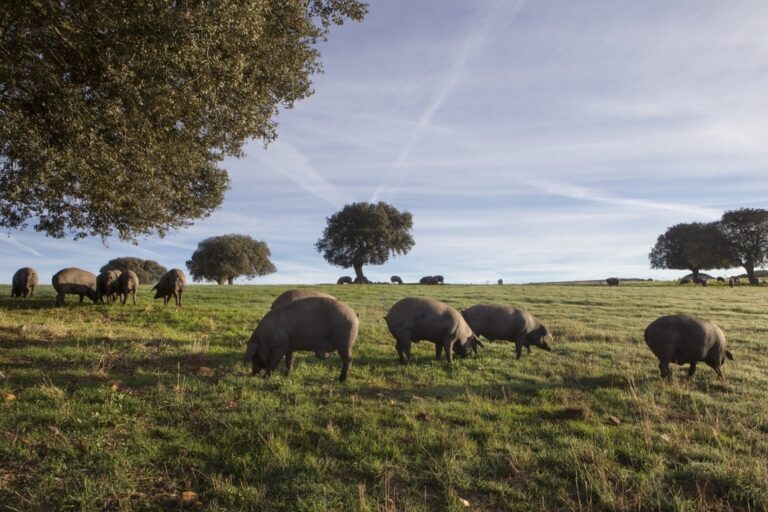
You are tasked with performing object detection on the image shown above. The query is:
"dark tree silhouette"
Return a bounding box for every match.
[100,257,167,285]
[186,234,276,285]
[719,208,768,285]
[316,202,414,281]
[0,1,366,240]
[649,222,734,280]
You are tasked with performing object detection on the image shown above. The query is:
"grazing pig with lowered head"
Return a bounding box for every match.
[419,275,438,285]
[117,270,139,305]
[271,289,336,310]
[11,267,38,298]
[243,297,359,382]
[96,269,121,303]
[152,269,186,306]
[52,268,98,306]
[385,297,482,364]
[694,276,708,286]
[461,304,552,359]
[644,314,733,379]
[337,276,353,285]
[606,277,620,286]
[390,275,403,284]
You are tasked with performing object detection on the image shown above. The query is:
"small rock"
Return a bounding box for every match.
[607,415,621,426]
[459,497,471,507]
[660,433,671,442]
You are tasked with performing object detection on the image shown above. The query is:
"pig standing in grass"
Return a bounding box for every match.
[244,297,359,382]
[271,289,336,310]
[117,270,139,305]
[152,269,186,306]
[11,267,38,298]
[461,304,553,359]
[96,269,121,303]
[52,268,98,306]
[644,314,733,379]
[385,297,482,365]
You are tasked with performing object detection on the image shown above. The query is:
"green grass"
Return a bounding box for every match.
[1,282,767,511]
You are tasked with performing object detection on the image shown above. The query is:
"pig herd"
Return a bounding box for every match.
[244,289,734,383]
[11,266,186,307]
[8,268,735,383]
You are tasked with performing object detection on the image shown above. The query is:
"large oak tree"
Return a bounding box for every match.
[0,0,366,240]
[719,208,768,285]
[186,234,276,285]
[316,202,414,281]
[649,222,734,280]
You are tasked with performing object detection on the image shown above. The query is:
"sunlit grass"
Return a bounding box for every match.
[1,282,766,511]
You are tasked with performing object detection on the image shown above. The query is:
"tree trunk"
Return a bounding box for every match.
[228,276,234,285]
[353,263,364,281]
[216,277,225,285]
[744,260,759,285]
[691,268,700,281]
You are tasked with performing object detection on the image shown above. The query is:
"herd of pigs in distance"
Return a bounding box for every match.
[9,267,736,384]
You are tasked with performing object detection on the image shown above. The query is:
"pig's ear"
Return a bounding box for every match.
[725,349,734,361]
[474,337,485,348]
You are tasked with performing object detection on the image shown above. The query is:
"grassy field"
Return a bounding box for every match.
[1,282,767,511]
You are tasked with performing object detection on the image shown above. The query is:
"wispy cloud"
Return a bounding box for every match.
[0,234,44,258]
[256,140,351,208]
[372,0,527,201]
[523,179,722,220]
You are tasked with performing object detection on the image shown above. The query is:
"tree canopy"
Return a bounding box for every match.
[0,0,367,240]
[719,208,768,285]
[315,201,414,280]
[186,234,276,285]
[648,222,734,280]
[100,257,167,284]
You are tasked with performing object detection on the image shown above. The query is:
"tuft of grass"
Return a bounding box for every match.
[1,282,767,511]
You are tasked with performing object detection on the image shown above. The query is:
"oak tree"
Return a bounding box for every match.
[0,0,367,240]
[100,257,167,284]
[649,222,734,280]
[316,202,414,281]
[719,208,768,285]
[186,234,276,285]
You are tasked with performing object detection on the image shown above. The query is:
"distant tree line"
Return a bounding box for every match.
[649,208,768,285]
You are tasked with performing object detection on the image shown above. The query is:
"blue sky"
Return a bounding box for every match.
[2,0,768,284]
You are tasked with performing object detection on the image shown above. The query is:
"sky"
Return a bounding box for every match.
[3,0,768,285]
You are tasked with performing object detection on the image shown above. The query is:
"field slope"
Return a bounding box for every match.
[1,283,767,511]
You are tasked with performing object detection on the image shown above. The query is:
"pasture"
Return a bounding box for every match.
[1,283,767,511]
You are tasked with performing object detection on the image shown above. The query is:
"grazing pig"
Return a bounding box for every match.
[271,289,336,310]
[433,275,444,284]
[679,278,692,284]
[390,275,403,284]
[11,267,38,298]
[52,268,98,306]
[694,277,708,287]
[717,276,725,282]
[385,297,482,364]
[606,277,620,286]
[96,269,121,303]
[337,276,353,285]
[644,314,733,379]
[117,270,139,305]
[353,275,370,284]
[243,297,359,382]
[461,304,552,359]
[497,279,504,285]
[419,276,438,285]
[152,269,186,306]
